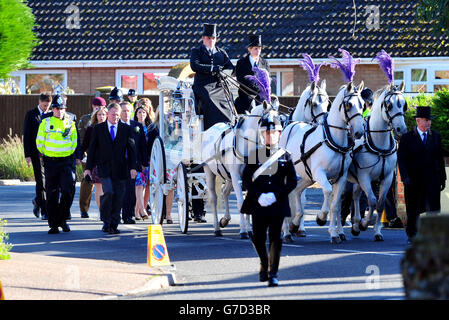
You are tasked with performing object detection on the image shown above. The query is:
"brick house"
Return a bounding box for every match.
[9,0,449,98]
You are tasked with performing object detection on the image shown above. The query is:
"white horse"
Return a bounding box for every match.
[281,80,329,242]
[281,82,365,243]
[201,100,278,237]
[346,82,407,241]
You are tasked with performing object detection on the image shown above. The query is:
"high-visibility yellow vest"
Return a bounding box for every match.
[36,116,77,157]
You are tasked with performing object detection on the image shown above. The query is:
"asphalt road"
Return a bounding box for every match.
[0,183,408,301]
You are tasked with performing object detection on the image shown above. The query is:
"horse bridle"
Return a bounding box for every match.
[381,90,407,130]
[305,90,328,123]
[327,92,363,131]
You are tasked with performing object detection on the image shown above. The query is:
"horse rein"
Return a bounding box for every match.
[381,90,406,130]
[304,90,328,123]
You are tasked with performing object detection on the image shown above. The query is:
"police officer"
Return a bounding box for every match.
[36,95,80,234]
[109,87,124,105]
[241,110,297,287]
[361,87,374,118]
[127,89,138,109]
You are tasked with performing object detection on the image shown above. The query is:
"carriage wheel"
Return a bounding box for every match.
[149,136,166,225]
[176,162,189,234]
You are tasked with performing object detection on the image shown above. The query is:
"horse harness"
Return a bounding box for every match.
[289,112,355,185]
[211,112,268,180]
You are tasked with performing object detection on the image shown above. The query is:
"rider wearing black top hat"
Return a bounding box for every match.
[234,35,271,114]
[190,23,235,130]
[241,111,297,287]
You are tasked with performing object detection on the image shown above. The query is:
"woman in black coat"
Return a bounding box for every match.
[241,114,297,287]
[234,35,271,114]
[397,106,447,243]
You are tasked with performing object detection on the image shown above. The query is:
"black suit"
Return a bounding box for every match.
[121,120,147,221]
[398,127,447,238]
[234,54,270,114]
[190,44,235,130]
[23,106,47,214]
[241,147,297,278]
[86,121,138,231]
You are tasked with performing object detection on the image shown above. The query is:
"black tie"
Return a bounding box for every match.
[423,132,427,145]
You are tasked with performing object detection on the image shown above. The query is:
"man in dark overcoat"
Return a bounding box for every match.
[397,106,446,243]
[234,35,271,114]
[190,23,235,131]
[241,112,297,287]
[23,92,51,219]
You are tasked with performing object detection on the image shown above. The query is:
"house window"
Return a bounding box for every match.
[121,75,138,92]
[270,69,294,96]
[411,68,427,93]
[394,71,404,86]
[10,70,67,94]
[433,69,449,92]
[116,69,168,95]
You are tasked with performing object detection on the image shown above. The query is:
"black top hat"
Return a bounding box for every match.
[415,106,433,119]
[202,23,217,37]
[248,35,262,47]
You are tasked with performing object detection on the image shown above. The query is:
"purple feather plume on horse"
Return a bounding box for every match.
[299,53,327,83]
[245,65,271,102]
[372,50,394,83]
[329,49,361,83]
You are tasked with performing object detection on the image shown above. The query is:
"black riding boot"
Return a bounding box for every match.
[268,240,282,286]
[251,240,269,282]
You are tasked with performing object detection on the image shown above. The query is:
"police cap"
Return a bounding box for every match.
[50,94,67,109]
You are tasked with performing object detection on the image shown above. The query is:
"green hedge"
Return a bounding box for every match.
[404,89,449,153]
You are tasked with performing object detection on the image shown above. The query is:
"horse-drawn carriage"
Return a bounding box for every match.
[148,75,207,234]
[147,48,408,244]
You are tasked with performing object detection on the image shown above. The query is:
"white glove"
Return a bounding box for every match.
[258,193,270,207]
[266,192,276,205]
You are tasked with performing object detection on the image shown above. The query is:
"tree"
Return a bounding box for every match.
[416,0,449,37]
[0,0,40,80]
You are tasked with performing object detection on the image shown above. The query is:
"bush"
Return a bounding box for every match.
[404,93,433,130]
[430,89,449,153]
[0,219,12,260]
[0,134,34,180]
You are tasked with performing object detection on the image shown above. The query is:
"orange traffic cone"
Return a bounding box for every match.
[381,210,389,228]
[0,280,5,300]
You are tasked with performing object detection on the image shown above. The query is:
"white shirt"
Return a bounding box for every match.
[107,121,118,138]
[37,105,47,116]
[120,119,131,126]
[249,55,259,68]
[416,127,428,142]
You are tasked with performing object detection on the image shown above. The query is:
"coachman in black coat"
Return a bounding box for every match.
[190,23,235,130]
[234,35,271,114]
[397,106,447,240]
[241,114,297,286]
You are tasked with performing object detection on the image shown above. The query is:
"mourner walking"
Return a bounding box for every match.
[241,111,297,287]
[190,23,235,130]
[23,92,51,220]
[234,34,271,114]
[397,106,446,245]
[36,95,81,234]
[84,103,138,234]
[78,96,106,218]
